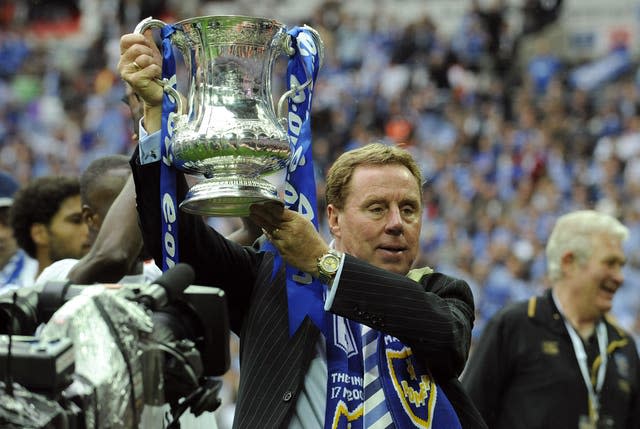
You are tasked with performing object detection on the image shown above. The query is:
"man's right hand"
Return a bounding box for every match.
[249,203,330,276]
[118,32,163,132]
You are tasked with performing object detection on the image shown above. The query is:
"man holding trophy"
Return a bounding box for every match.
[119,13,486,429]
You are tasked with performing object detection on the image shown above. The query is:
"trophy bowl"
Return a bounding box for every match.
[135,15,316,217]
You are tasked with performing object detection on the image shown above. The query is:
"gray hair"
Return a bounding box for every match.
[545,210,628,281]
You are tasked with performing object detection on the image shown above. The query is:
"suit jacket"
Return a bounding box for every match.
[130,153,487,429]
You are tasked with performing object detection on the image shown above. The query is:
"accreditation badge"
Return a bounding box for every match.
[580,414,615,429]
[597,416,615,429]
[579,415,596,429]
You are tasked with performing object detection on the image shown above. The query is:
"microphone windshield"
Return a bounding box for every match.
[152,263,195,302]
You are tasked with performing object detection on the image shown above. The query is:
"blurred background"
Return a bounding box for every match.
[2,0,640,426]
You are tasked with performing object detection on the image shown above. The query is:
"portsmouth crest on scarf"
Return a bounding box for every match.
[379,334,462,429]
[323,314,462,429]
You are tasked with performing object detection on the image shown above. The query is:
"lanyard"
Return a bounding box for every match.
[565,318,608,423]
[553,292,608,423]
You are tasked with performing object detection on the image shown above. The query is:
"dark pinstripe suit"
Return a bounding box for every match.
[131,154,487,429]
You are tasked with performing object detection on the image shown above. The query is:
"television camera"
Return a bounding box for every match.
[0,263,230,428]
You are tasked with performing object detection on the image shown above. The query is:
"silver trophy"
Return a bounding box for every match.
[135,15,323,216]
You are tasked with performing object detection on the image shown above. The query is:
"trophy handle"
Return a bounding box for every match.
[304,25,325,70]
[132,17,184,115]
[276,25,325,121]
[134,16,167,35]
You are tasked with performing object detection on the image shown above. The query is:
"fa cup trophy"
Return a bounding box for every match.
[135,15,323,216]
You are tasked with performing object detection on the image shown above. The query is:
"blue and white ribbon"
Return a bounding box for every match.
[260,27,324,336]
[159,24,179,271]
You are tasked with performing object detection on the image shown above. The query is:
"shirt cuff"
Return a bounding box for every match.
[138,118,161,165]
[323,252,346,311]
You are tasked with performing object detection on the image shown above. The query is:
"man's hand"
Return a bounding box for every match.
[249,203,329,276]
[118,32,163,132]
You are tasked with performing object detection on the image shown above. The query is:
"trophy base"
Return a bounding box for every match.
[179,177,282,217]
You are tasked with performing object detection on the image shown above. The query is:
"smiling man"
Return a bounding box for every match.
[462,210,640,429]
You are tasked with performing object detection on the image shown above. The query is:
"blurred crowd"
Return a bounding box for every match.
[2,0,640,426]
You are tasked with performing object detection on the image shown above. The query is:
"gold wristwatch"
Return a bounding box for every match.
[317,249,342,286]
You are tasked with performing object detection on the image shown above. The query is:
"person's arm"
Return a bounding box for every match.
[68,176,142,283]
[460,312,509,427]
[226,217,262,247]
[130,147,259,333]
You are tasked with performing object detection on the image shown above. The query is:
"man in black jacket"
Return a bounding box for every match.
[119,30,486,429]
[463,210,640,429]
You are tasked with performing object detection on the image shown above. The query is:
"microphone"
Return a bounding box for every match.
[37,263,196,320]
[136,263,195,310]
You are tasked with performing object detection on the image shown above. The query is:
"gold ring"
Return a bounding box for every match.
[132,61,141,71]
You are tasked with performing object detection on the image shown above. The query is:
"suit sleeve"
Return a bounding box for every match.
[329,254,475,379]
[461,310,509,427]
[129,149,259,333]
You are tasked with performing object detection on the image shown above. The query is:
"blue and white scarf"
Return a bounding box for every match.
[158,24,179,271]
[376,332,462,428]
[324,304,461,428]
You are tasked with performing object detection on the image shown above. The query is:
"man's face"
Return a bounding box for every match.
[82,170,130,246]
[328,164,422,275]
[47,195,90,262]
[567,233,626,317]
[0,208,18,267]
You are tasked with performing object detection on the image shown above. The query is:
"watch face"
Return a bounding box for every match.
[322,255,340,272]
